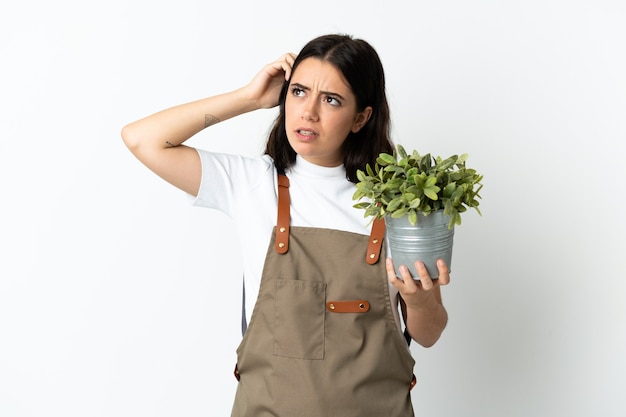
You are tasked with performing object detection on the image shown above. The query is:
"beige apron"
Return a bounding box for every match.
[231,175,416,417]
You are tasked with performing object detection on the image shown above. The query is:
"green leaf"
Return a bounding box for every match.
[424,186,440,200]
[441,184,454,200]
[408,197,421,209]
[437,156,456,171]
[397,144,408,159]
[384,165,404,174]
[425,176,438,187]
[387,197,405,212]
[391,207,409,218]
[378,153,397,165]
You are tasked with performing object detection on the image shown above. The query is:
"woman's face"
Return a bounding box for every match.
[284,58,372,167]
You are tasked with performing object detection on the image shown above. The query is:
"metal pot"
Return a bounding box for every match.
[385,210,454,279]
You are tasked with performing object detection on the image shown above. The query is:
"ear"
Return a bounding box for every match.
[351,106,373,133]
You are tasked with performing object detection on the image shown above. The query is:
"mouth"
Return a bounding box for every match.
[296,129,318,141]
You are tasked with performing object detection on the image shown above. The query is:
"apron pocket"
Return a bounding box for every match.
[273,278,326,360]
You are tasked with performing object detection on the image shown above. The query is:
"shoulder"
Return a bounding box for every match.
[194,151,277,210]
[196,149,275,176]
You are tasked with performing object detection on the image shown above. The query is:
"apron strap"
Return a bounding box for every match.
[275,172,384,265]
[275,174,290,254]
[366,217,385,264]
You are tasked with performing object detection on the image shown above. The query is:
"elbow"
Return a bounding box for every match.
[410,313,448,348]
[121,123,140,151]
[121,122,153,159]
[409,329,442,348]
[416,334,442,348]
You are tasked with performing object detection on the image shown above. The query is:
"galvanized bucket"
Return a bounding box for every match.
[385,210,454,279]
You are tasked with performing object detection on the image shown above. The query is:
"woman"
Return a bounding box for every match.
[122,33,449,417]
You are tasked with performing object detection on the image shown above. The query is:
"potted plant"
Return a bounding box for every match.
[352,144,483,278]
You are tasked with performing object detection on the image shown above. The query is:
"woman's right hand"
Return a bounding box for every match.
[242,53,296,109]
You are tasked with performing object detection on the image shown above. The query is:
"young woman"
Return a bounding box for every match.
[122,33,449,417]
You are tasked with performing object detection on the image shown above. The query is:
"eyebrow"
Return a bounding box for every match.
[291,82,346,101]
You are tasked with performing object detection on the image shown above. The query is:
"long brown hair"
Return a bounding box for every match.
[264,34,393,183]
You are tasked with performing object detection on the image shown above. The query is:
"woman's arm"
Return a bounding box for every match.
[121,53,296,196]
[387,258,450,347]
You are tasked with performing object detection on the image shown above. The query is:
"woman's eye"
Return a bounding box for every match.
[324,96,341,106]
[291,87,305,97]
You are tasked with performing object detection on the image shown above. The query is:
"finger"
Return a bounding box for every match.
[386,258,401,287]
[265,54,295,80]
[284,52,296,65]
[414,261,434,290]
[386,258,415,291]
[399,264,416,284]
[389,257,415,282]
[436,259,451,286]
[282,53,297,80]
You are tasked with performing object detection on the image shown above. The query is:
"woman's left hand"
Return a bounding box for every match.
[386,258,450,309]
[387,258,450,346]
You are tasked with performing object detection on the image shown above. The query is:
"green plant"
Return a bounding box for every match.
[352,144,483,229]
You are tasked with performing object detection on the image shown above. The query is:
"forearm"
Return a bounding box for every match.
[121,88,259,151]
[404,291,448,348]
[121,53,293,197]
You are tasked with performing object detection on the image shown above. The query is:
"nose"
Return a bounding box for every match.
[301,100,319,122]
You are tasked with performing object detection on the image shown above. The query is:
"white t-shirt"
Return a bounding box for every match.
[192,150,401,331]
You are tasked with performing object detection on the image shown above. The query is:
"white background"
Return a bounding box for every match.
[1,0,625,416]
